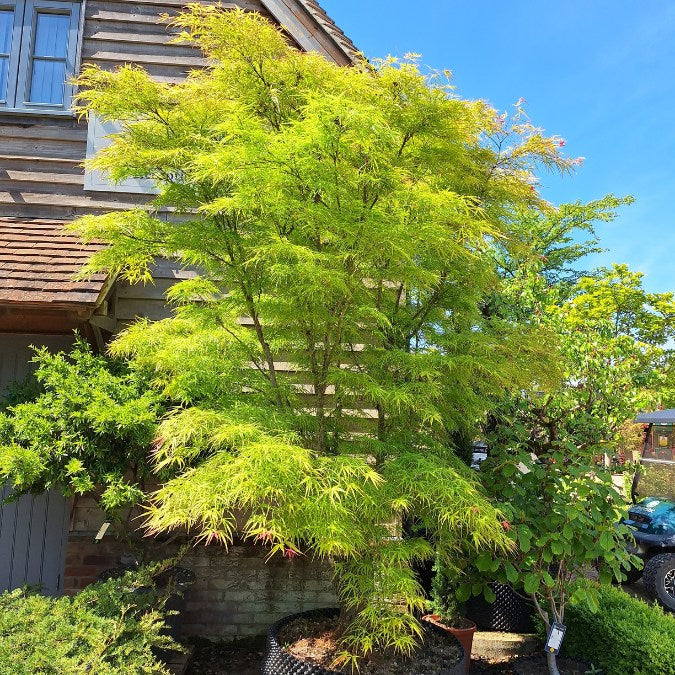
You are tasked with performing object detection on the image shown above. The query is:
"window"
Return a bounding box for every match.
[0,0,80,113]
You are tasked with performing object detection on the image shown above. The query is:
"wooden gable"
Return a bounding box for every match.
[0,0,357,222]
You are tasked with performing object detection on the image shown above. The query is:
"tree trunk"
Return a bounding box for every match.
[546,651,561,675]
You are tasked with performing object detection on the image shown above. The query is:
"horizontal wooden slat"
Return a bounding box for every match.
[0,189,151,207]
[0,155,82,169]
[85,50,208,68]
[0,139,85,161]
[0,124,86,142]
[1,170,83,185]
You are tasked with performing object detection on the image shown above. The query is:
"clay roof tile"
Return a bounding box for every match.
[0,218,107,308]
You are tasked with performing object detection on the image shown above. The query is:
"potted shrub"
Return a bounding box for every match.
[423,553,477,672]
[468,449,640,675]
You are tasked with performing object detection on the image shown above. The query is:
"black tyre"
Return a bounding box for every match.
[643,553,675,611]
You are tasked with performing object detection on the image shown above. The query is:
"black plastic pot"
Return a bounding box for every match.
[465,582,535,633]
[262,607,467,675]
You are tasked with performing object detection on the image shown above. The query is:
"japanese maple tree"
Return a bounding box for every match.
[69,7,576,664]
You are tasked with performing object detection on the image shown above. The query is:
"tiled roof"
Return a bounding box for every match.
[0,218,107,307]
[299,0,360,62]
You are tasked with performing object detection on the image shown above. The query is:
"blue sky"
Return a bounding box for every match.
[321,1,675,293]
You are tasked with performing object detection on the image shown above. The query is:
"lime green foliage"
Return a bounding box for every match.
[66,6,580,662]
[549,581,675,675]
[0,565,180,674]
[0,339,160,515]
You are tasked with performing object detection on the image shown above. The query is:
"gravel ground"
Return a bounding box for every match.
[185,639,265,675]
[184,637,517,674]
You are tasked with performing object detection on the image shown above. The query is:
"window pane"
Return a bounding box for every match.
[33,12,69,58]
[0,9,13,54]
[29,58,65,104]
[0,57,7,101]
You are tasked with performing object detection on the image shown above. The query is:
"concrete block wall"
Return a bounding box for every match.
[180,546,337,640]
[63,534,338,640]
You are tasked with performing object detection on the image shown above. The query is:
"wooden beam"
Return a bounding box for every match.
[89,313,117,334]
[261,0,326,55]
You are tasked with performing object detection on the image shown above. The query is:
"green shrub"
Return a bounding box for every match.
[0,568,180,674]
[559,581,675,675]
[0,339,161,516]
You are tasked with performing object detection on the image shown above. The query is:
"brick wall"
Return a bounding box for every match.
[64,534,338,640]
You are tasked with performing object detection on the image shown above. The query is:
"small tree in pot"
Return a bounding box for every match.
[425,552,477,671]
[469,449,637,675]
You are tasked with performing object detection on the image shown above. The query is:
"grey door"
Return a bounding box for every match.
[0,333,74,595]
[0,484,70,595]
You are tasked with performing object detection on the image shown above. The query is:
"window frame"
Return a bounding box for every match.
[0,0,81,115]
[0,0,24,109]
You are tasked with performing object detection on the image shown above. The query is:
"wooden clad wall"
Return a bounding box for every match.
[0,0,273,221]
[0,0,353,328]
[0,333,76,396]
[0,482,71,596]
[113,258,197,330]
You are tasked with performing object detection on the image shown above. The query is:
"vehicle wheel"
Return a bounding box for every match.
[643,553,675,611]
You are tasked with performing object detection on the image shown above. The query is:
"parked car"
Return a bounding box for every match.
[620,410,675,611]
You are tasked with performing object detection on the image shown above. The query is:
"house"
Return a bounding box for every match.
[0,0,356,639]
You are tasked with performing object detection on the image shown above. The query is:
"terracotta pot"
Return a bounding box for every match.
[423,614,476,673]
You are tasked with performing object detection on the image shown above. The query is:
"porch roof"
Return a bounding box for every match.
[635,409,675,425]
[0,218,107,309]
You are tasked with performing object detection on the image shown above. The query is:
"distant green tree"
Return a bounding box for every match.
[478,258,675,675]
[66,7,578,665]
[490,264,675,460]
[485,195,632,322]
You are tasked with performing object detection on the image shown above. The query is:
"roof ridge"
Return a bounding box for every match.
[262,0,359,64]
[296,0,359,61]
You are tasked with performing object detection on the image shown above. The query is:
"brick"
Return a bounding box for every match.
[63,536,339,641]
[64,565,96,577]
[221,590,254,603]
[208,577,244,591]
[82,554,109,566]
[182,555,211,568]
